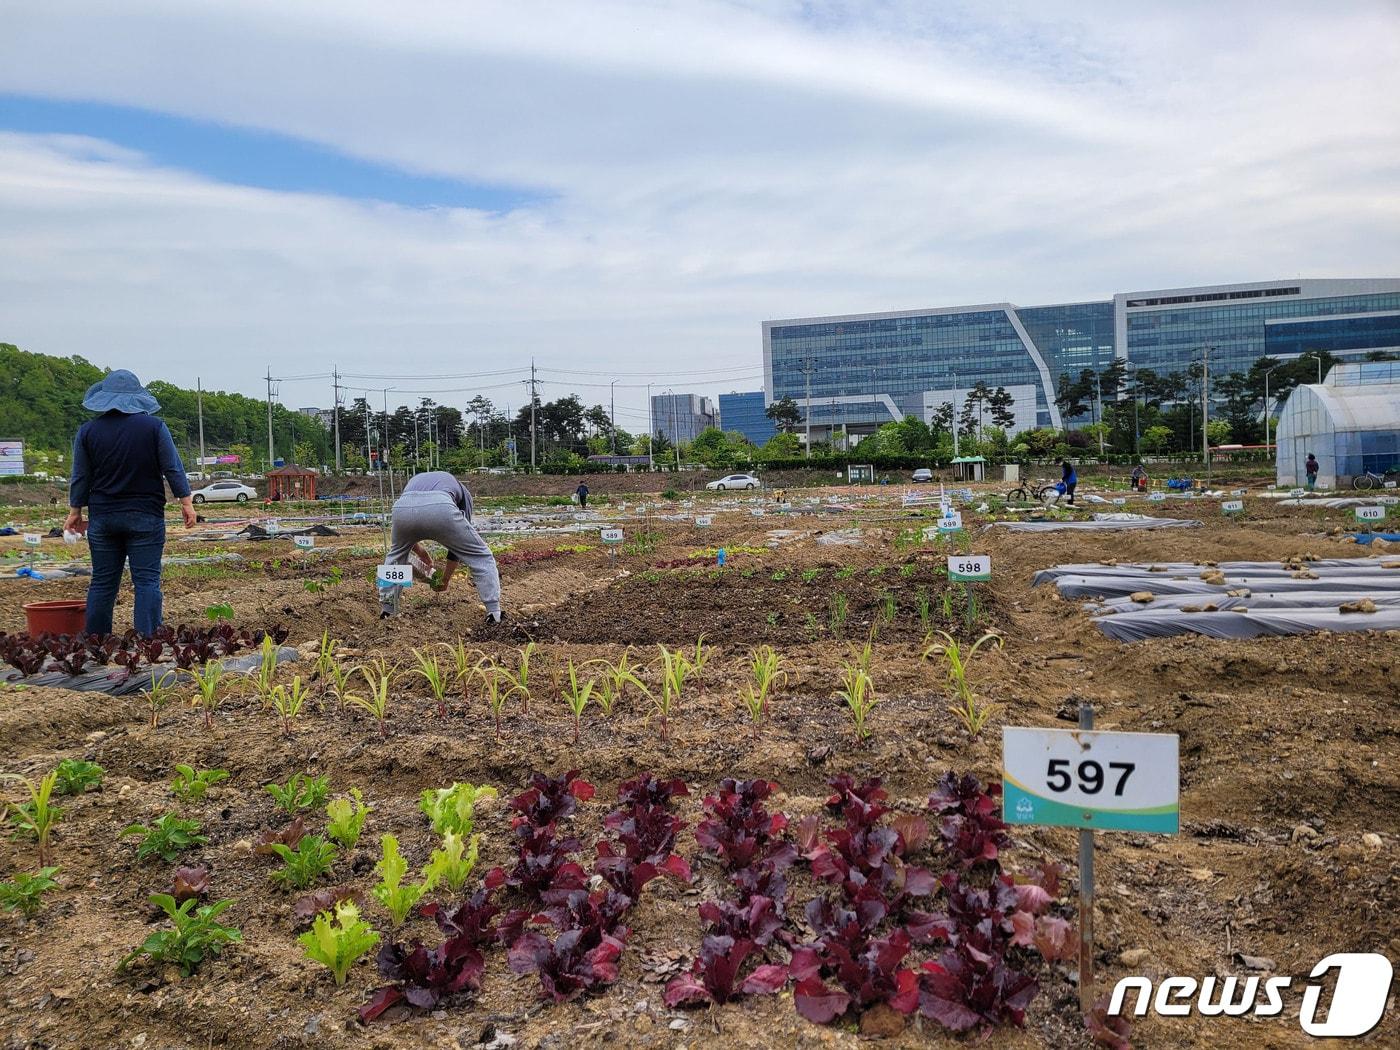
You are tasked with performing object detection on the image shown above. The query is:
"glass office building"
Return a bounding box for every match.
[717,391,776,446]
[763,278,1400,437]
[649,392,717,444]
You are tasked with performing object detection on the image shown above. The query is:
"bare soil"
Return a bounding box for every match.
[1,487,1397,1050]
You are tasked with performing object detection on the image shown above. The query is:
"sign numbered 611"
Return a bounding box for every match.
[1003,726,1179,834]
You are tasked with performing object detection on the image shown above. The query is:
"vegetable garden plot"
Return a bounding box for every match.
[1035,556,1400,640]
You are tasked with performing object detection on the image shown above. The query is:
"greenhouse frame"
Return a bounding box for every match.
[1275,362,1400,488]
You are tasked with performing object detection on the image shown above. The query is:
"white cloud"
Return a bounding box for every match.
[0,1,1397,414]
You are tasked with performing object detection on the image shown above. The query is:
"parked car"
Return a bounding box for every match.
[706,473,761,491]
[911,468,934,482]
[191,480,258,504]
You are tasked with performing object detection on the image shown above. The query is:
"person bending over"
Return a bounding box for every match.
[1060,459,1078,506]
[380,471,501,623]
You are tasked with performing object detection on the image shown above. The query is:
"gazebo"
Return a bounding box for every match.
[266,464,318,501]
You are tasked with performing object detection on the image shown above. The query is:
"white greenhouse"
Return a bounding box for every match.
[1275,362,1400,489]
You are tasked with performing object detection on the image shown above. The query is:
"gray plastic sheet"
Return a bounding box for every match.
[1095,608,1400,641]
[0,646,301,696]
[990,513,1202,532]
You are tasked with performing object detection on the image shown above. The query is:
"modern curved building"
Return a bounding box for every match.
[762,278,1400,439]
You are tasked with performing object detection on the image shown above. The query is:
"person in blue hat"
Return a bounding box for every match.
[64,370,197,636]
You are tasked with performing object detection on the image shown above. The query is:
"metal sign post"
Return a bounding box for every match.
[1003,710,1180,1016]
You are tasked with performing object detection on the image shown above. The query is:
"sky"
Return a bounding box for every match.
[1,0,1398,432]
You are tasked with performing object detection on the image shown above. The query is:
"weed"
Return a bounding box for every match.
[52,759,103,796]
[266,773,331,814]
[122,813,207,863]
[898,562,917,578]
[204,602,235,622]
[765,611,779,627]
[0,866,60,917]
[770,569,789,581]
[801,568,821,583]
[833,566,856,580]
[118,894,241,976]
[269,834,338,890]
[879,590,897,623]
[942,590,954,620]
[868,565,886,578]
[171,764,229,803]
[915,588,932,631]
[829,593,849,637]
[326,789,371,850]
[804,611,820,635]
[2,771,61,864]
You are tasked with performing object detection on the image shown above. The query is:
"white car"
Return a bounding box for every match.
[191,480,258,504]
[707,473,761,491]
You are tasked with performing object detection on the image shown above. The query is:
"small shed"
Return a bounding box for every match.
[951,455,986,482]
[266,464,317,501]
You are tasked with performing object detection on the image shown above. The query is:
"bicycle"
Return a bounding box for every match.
[1007,480,1055,502]
[1352,468,1400,490]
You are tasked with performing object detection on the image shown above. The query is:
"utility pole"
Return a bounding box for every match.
[951,367,960,459]
[196,377,206,476]
[1094,373,1104,456]
[529,358,538,472]
[610,379,618,453]
[1201,346,1212,478]
[383,388,397,502]
[332,366,342,473]
[670,391,681,470]
[647,384,654,469]
[414,414,420,472]
[1263,365,1280,458]
[265,368,276,469]
[802,358,814,459]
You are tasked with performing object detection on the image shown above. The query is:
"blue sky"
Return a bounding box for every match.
[0,0,1396,416]
[0,95,543,212]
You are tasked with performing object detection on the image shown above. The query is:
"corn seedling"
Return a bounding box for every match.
[344,660,394,737]
[136,669,178,728]
[312,631,340,704]
[445,640,483,686]
[836,661,878,742]
[879,590,897,623]
[52,759,104,795]
[829,593,849,637]
[187,659,226,731]
[419,782,495,838]
[2,771,61,865]
[322,658,355,707]
[741,644,786,732]
[915,589,932,632]
[497,642,537,714]
[411,647,452,718]
[299,900,379,986]
[121,813,207,863]
[552,659,595,743]
[0,866,60,918]
[371,834,427,925]
[265,772,330,814]
[254,634,279,704]
[170,764,229,803]
[479,660,509,738]
[923,630,1004,738]
[269,676,311,735]
[268,834,338,890]
[642,644,692,740]
[688,635,712,682]
[325,788,370,850]
[422,829,479,892]
[941,590,955,620]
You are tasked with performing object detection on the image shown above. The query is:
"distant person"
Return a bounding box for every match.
[379,471,501,624]
[575,481,589,509]
[65,370,197,637]
[1060,459,1078,505]
[1130,463,1149,492]
[1305,453,1319,490]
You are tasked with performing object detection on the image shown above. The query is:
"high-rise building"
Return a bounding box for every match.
[650,392,717,444]
[762,278,1400,438]
[717,391,777,446]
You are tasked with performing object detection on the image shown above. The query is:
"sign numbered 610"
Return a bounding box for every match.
[1003,726,1179,834]
[947,554,990,582]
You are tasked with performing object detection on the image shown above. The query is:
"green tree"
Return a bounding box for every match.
[1140,425,1173,453]
[765,397,801,433]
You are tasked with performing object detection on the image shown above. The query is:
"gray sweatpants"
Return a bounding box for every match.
[380,491,501,616]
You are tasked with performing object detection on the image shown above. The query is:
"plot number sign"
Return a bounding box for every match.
[376,564,411,587]
[1149,492,1166,502]
[938,510,963,532]
[1221,499,1244,514]
[948,554,991,582]
[293,535,315,549]
[1003,726,1179,834]
[695,515,712,528]
[23,533,40,546]
[600,528,624,544]
[1355,506,1386,521]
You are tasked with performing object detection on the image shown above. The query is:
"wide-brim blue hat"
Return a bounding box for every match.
[83,369,161,414]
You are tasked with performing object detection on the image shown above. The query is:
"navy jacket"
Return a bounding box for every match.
[70,411,191,517]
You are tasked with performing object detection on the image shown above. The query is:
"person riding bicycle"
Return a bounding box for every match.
[1305,453,1318,491]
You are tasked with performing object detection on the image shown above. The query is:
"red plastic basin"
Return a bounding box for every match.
[22,599,86,636]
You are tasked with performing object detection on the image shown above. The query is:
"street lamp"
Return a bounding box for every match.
[1123,362,1141,457]
[1262,364,1281,456]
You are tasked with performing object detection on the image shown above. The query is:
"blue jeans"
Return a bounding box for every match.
[86,510,166,636]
